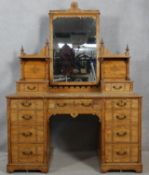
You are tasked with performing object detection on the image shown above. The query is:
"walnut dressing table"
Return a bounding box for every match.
[7,2,143,173]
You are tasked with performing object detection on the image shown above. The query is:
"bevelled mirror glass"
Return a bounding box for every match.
[52,17,97,83]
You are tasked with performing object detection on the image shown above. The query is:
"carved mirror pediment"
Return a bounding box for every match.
[49,1,100,85]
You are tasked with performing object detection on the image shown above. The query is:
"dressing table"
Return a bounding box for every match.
[6,1,143,173]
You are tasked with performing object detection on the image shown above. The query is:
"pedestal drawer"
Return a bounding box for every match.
[11,144,44,163]
[105,99,139,109]
[10,99,44,109]
[105,126,132,143]
[105,144,139,163]
[11,126,44,143]
[10,110,44,125]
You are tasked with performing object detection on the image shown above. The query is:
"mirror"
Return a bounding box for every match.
[52,17,97,83]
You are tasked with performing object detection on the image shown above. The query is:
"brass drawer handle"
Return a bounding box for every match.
[22,132,32,137]
[116,100,127,107]
[27,86,36,90]
[116,115,127,120]
[22,115,32,120]
[116,131,127,137]
[116,151,127,156]
[81,102,92,107]
[113,85,122,90]
[56,103,66,107]
[22,151,33,156]
[21,101,32,107]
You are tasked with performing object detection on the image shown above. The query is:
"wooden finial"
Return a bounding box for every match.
[20,46,25,55]
[45,39,49,46]
[100,38,104,45]
[125,44,130,55]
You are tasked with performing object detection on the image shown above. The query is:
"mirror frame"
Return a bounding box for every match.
[49,2,100,85]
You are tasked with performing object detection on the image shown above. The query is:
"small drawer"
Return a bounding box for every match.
[102,82,133,92]
[11,144,44,163]
[105,99,139,109]
[17,82,48,93]
[10,110,44,125]
[105,126,131,143]
[11,126,44,143]
[105,144,139,163]
[10,99,44,109]
[105,110,130,127]
[105,99,131,109]
[23,83,38,92]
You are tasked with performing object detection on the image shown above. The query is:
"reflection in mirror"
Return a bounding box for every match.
[53,17,97,82]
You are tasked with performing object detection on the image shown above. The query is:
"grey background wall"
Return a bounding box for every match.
[0,0,149,152]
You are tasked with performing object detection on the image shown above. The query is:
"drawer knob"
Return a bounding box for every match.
[22,132,32,137]
[116,131,127,137]
[116,151,127,156]
[22,151,33,156]
[22,115,32,120]
[116,100,127,107]
[113,85,122,90]
[21,101,32,107]
[116,115,127,120]
[27,86,36,90]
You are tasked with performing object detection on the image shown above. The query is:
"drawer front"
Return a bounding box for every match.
[10,99,44,109]
[11,144,44,163]
[105,126,131,143]
[105,99,139,109]
[103,82,132,92]
[17,82,48,92]
[10,110,44,125]
[11,126,44,143]
[24,61,46,80]
[102,61,127,80]
[105,144,139,163]
[105,110,130,126]
[48,99,102,112]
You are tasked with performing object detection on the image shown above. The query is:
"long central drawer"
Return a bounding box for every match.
[48,99,103,113]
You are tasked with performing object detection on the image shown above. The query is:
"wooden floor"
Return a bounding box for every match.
[1,150,148,174]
